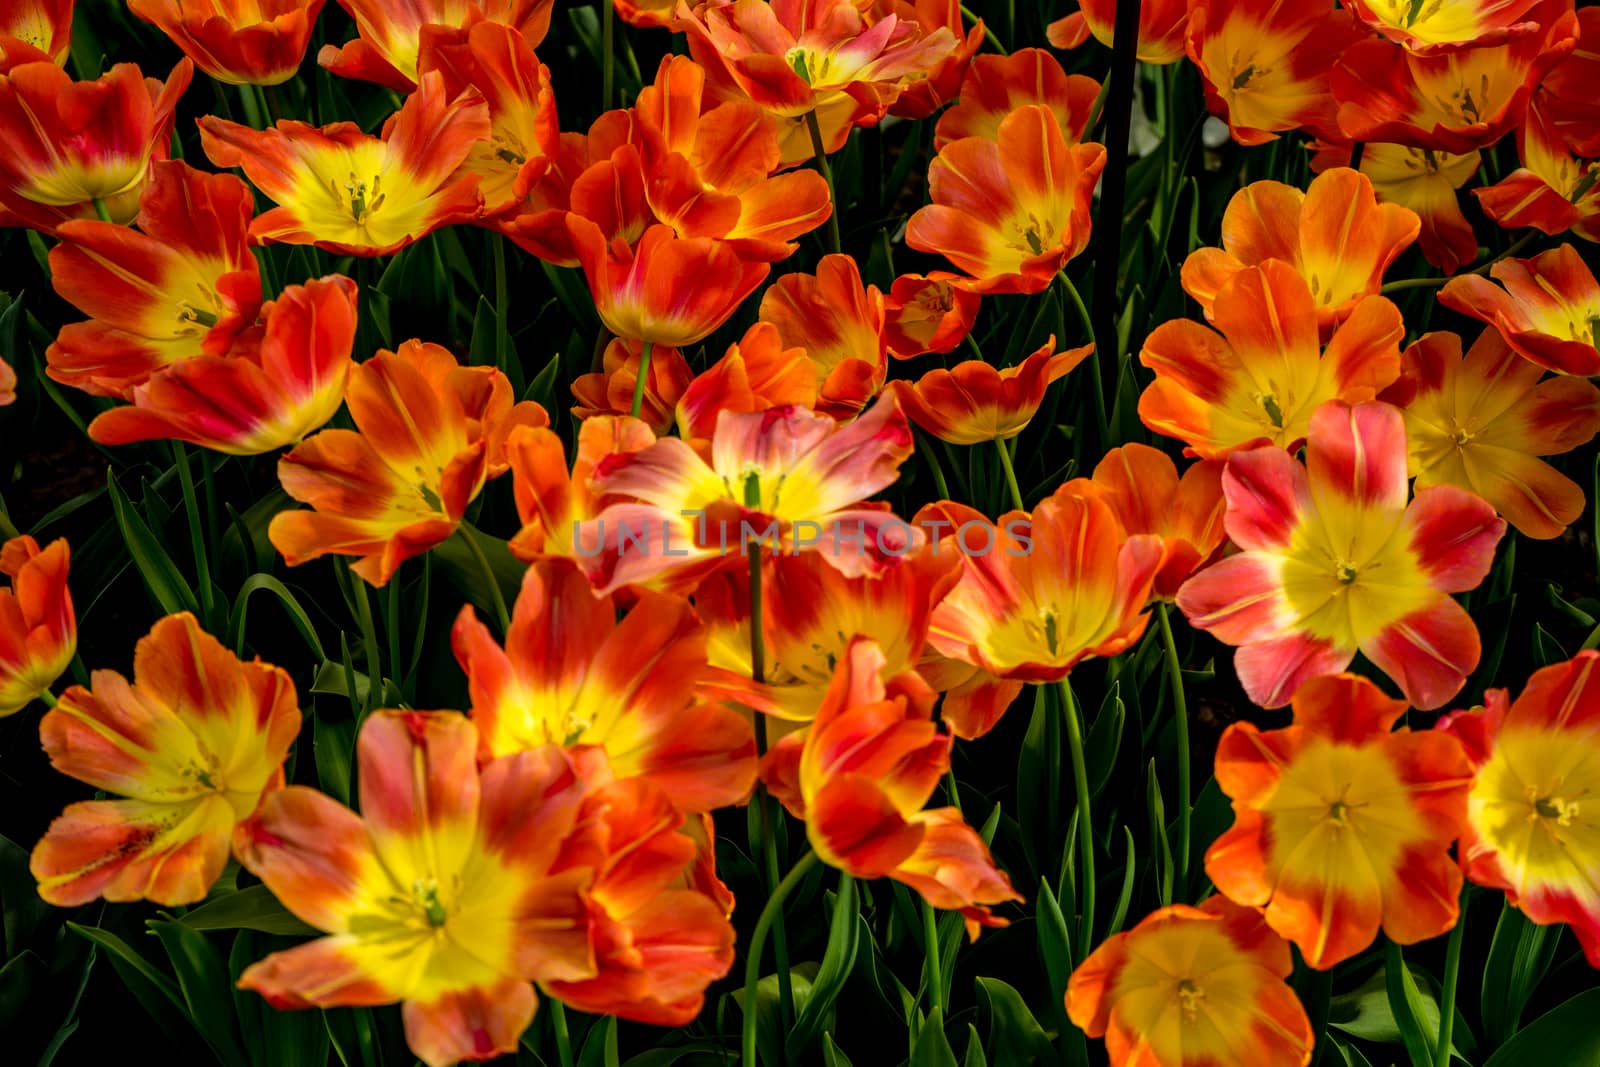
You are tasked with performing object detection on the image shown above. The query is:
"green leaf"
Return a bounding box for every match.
[911,1007,959,1067]
[179,885,319,936]
[150,921,249,1066]
[66,922,182,1011]
[962,1023,989,1067]
[1105,827,1137,936]
[1483,988,1600,1066]
[577,1014,619,1067]
[1481,897,1563,1048]
[787,875,860,1061]
[108,470,200,617]
[1,834,51,957]
[976,977,1056,1067]
[1016,685,1059,881]
[0,949,43,1032]
[1384,942,1438,1067]
[228,573,326,660]
[1085,682,1124,799]
[821,1032,854,1067]
[313,711,357,807]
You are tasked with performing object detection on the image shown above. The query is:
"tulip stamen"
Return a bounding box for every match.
[1335,561,1358,585]
[412,878,448,928]
[1534,794,1578,827]
[1176,978,1205,1020]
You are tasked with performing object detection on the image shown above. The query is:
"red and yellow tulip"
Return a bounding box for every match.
[31,613,299,905]
[0,0,72,66]
[1140,261,1404,458]
[881,273,980,359]
[1438,651,1600,967]
[1439,243,1600,375]
[505,415,657,564]
[1309,140,1483,275]
[1347,0,1547,52]
[758,254,886,418]
[675,322,819,445]
[1047,0,1188,64]
[1476,104,1600,243]
[1206,674,1473,969]
[892,339,1091,445]
[1177,401,1505,710]
[931,48,1099,149]
[571,338,692,434]
[1083,445,1228,601]
[129,0,326,85]
[0,535,74,716]
[318,0,554,91]
[198,71,490,257]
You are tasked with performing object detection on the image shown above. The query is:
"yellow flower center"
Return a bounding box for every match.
[1530,789,1579,827]
[335,172,386,223]
[1176,977,1205,1020]
[1009,214,1056,256]
[412,877,448,927]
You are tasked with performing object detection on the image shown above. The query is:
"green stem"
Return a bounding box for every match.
[945,769,963,814]
[492,235,511,375]
[1060,679,1096,959]
[742,852,819,1067]
[630,340,655,420]
[995,437,1026,512]
[1085,76,1114,138]
[804,109,844,256]
[1304,967,1335,1067]
[918,429,952,501]
[91,197,112,223]
[458,522,510,633]
[385,577,403,698]
[1382,231,1537,293]
[548,999,575,1067]
[36,688,57,709]
[352,574,383,715]
[1155,603,1192,896]
[601,0,615,110]
[1435,909,1466,1067]
[236,83,265,129]
[171,443,215,627]
[1057,271,1111,448]
[923,900,945,1017]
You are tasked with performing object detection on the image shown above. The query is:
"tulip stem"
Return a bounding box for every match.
[91,198,112,223]
[171,443,215,629]
[548,999,575,1067]
[629,340,654,420]
[742,851,819,1067]
[1435,907,1466,1067]
[36,689,57,709]
[601,0,615,109]
[1382,231,1537,293]
[995,438,1026,512]
[1056,271,1111,449]
[1155,602,1192,897]
[923,900,946,1017]
[458,521,510,633]
[804,109,844,256]
[1059,679,1096,959]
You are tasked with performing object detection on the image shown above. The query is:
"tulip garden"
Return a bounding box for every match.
[4,0,1600,1064]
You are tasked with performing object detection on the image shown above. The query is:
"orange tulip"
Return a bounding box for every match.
[907,104,1105,295]
[129,0,326,85]
[1347,0,1549,51]
[1476,102,1600,243]
[1047,0,1189,65]
[198,71,490,257]
[758,254,887,418]
[452,558,756,811]
[417,21,559,218]
[0,535,74,716]
[31,613,299,905]
[1333,5,1579,153]
[46,161,262,398]
[505,415,656,564]
[1309,140,1482,275]
[932,48,1099,149]
[87,275,360,456]
[892,339,1091,445]
[1067,896,1313,1067]
[1384,328,1600,538]
[1181,168,1419,332]
[319,0,554,91]
[614,0,674,28]
[871,0,984,120]
[1438,651,1600,968]
[1537,6,1600,155]
[1206,674,1472,969]
[761,637,1020,937]
[1185,0,1363,146]
[0,58,191,234]
[1439,243,1600,375]
[0,0,72,66]
[0,356,14,405]
[1140,260,1404,458]
[269,341,546,585]
[881,273,980,359]
[569,221,768,349]
[571,338,692,435]
[1083,445,1227,600]
[675,322,819,444]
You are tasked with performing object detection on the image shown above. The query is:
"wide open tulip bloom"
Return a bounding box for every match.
[0,535,74,716]
[1177,401,1505,710]
[1047,0,1188,65]
[1181,169,1419,332]
[318,0,554,91]
[1185,0,1363,146]
[893,339,1091,445]
[46,161,262,398]
[931,48,1099,149]
[0,0,73,66]
[0,58,191,233]
[1439,244,1600,375]
[1206,674,1472,969]
[88,275,360,455]
[198,71,490,257]
[1309,140,1482,275]
[452,558,756,812]
[1384,328,1600,539]
[569,221,768,350]
[1067,895,1313,1067]
[270,341,546,586]
[233,711,594,1067]
[1333,8,1579,153]
[1438,651,1600,967]
[881,273,979,359]
[578,393,917,594]
[761,637,1020,937]
[30,612,299,905]
[1347,0,1547,51]
[757,254,886,418]
[505,415,656,564]
[1083,445,1227,600]
[908,105,1105,295]
[129,0,326,85]
[1140,260,1404,459]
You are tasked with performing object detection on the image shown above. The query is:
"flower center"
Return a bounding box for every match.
[1530,788,1579,828]
[1334,561,1358,585]
[1176,978,1205,1020]
[335,172,385,223]
[412,877,448,927]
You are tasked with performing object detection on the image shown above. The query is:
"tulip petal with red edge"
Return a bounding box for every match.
[402,980,536,1067]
